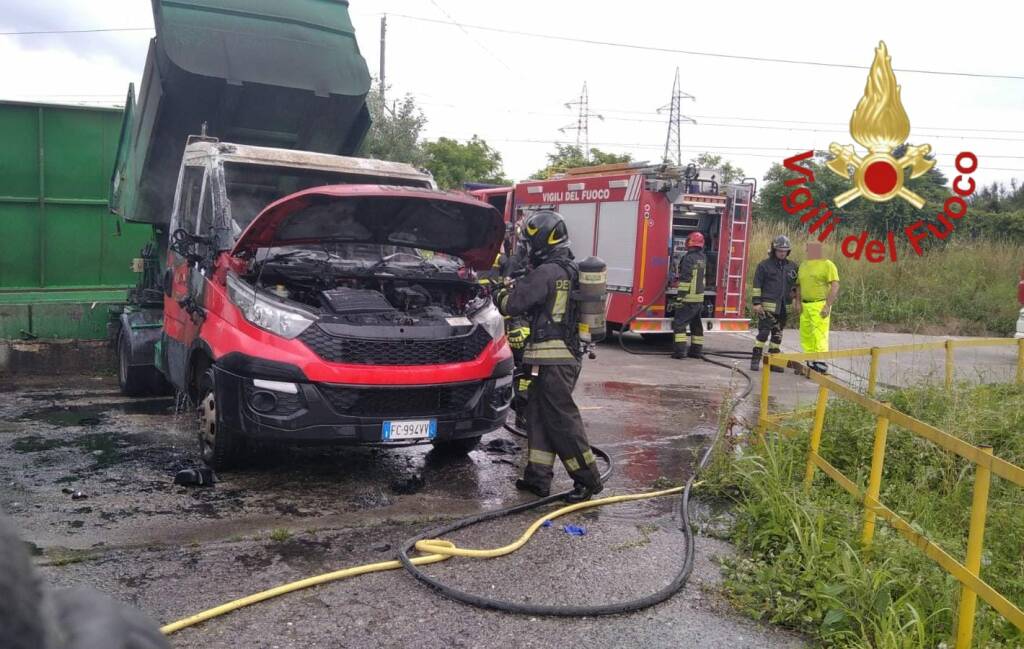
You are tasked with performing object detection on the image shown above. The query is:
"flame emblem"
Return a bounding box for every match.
[826,42,935,208]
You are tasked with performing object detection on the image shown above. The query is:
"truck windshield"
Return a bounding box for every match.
[223,162,423,232]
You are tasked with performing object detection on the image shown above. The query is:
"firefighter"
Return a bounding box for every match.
[671,232,707,359]
[495,210,603,503]
[750,235,800,372]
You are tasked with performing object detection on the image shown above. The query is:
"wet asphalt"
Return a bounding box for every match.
[0,335,806,648]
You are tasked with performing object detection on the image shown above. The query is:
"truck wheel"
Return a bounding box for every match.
[431,435,481,456]
[118,329,163,396]
[197,368,245,469]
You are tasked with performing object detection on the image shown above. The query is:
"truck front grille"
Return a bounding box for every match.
[318,383,482,417]
[298,326,492,365]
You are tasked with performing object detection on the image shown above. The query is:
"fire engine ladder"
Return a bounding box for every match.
[722,186,751,317]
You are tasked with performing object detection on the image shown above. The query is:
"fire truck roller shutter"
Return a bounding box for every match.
[556,202,597,259]
[595,201,639,289]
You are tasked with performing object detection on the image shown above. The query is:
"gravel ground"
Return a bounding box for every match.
[2,340,808,648]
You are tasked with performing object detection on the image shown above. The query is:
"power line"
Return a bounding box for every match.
[386,13,1024,81]
[428,134,1024,172]
[413,98,1024,138]
[426,0,513,73]
[0,27,151,35]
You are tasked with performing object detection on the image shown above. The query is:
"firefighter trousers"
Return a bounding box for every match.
[522,364,602,492]
[754,310,787,355]
[672,302,704,354]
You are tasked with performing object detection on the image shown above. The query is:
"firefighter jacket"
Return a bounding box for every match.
[676,250,707,303]
[497,249,579,366]
[751,256,799,315]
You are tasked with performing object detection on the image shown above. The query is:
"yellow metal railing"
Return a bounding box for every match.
[757,337,1024,649]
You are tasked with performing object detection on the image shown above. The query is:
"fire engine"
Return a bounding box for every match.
[473,162,754,338]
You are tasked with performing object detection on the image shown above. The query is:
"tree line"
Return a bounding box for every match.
[359,86,1023,245]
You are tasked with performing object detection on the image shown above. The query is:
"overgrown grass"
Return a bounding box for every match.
[706,382,1024,648]
[747,221,1023,336]
[269,528,293,543]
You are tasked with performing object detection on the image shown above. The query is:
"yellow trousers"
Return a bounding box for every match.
[799,300,831,353]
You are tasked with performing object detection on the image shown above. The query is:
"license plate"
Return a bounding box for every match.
[382,419,437,441]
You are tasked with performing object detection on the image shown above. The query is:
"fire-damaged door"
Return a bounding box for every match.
[162,164,211,390]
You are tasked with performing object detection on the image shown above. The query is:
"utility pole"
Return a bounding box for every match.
[560,82,603,163]
[379,15,387,104]
[658,68,696,166]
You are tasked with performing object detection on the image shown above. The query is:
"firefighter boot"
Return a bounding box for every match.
[687,344,703,359]
[749,346,763,371]
[671,341,688,360]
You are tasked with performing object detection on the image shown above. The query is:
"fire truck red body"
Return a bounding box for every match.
[472,162,754,337]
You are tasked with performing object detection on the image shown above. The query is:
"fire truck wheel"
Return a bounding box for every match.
[431,435,481,456]
[117,328,166,396]
[197,368,245,469]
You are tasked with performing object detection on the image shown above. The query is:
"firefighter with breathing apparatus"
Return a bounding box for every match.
[749,234,800,372]
[671,232,707,359]
[495,210,606,503]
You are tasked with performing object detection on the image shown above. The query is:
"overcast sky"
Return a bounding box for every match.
[2,0,1022,190]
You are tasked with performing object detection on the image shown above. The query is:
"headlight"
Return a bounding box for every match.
[471,301,505,342]
[226,273,315,339]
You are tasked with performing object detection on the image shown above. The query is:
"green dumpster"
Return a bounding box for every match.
[0,100,153,339]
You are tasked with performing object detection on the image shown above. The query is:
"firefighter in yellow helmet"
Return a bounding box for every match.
[495,210,602,503]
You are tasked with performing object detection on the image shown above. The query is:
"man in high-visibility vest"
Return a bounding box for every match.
[671,232,707,359]
[794,241,840,374]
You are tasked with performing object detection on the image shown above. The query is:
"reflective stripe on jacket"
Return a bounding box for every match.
[676,250,706,303]
[751,256,799,315]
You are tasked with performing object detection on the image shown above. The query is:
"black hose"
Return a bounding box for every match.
[397,358,752,616]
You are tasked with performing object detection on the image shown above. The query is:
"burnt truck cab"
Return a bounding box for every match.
[127,139,513,467]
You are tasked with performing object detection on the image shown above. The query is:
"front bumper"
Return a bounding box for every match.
[213,364,513,444]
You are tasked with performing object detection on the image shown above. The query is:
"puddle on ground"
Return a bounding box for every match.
[12,431,129,467]
[584,381,719,406]
[20,398,175,427]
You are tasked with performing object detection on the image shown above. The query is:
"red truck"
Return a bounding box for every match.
[112,1,512,468]
[473,162,754,338]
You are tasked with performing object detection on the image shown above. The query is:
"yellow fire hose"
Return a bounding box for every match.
[161,484,688,635]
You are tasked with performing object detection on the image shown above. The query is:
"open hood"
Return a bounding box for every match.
[231,185,504,269]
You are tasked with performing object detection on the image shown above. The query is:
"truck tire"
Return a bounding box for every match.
[197,368,245,469]
[431,435,481,456]
[117,329,165,396]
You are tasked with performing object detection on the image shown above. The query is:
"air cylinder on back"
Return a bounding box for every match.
[576,256,607,343]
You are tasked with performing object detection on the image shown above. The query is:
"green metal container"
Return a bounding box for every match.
[0,100,153,339]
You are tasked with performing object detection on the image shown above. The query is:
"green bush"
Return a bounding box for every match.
[707,382,1024,648]
[746,221,1023,336]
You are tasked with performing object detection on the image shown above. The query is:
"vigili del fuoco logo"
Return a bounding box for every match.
[779,42,978,263]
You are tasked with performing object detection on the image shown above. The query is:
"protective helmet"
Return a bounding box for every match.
[771,234,792,256]
[686,232,705,249]
[523,210,570,264]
